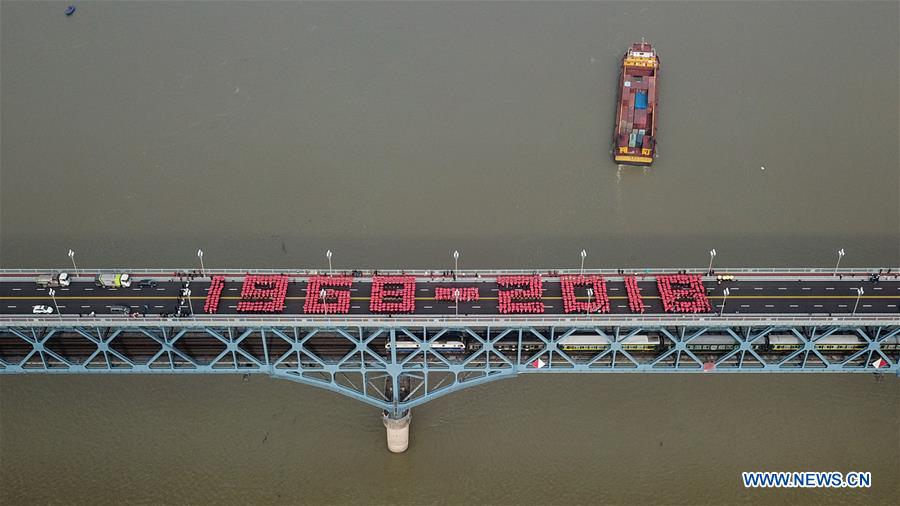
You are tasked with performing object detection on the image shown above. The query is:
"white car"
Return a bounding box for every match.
[32,305,54,314]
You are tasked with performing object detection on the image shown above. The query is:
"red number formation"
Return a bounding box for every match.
[203,276,226,314]
[304,276,353,314]
[624,275,646,313]
[497,275,544,314]
[656,274,710,313]
[560,275,610,313]
[236,275,289,313]
[370,276,416,313]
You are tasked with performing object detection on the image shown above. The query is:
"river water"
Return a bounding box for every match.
[1,1,898,504]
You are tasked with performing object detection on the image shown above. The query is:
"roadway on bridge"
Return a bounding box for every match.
[1,276,898,317]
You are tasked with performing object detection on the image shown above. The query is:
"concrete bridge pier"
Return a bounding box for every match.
[383,409,411,453]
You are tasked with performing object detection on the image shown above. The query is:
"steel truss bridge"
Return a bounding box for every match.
[2,316,898,411]
[2,267,898,451]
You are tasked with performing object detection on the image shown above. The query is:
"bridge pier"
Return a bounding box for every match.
[383,409,411,453]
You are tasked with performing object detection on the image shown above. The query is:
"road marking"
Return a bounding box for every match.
[862,304,872,308]
[789,304,799,308]
[754,287,763,290]
[617,305,626,308]
[351,305,360,309]
[156,288,165,291]
[802,287,811,290]
[423,305,432,309]
[874,287,882,290]
[12,288,21,291]
[826,287,834,291]
[472,305,481,309]
[778,287,787,290]
[889,305,898,308]
[814,304,823,308]
[154,305,164,308]
[6,305,16,308]
[764,304,774,308]
[419,289,429,292]
[350,288,358,292]
[838,304,847,308]
[84,288,93,291]
[609,287,619,291]
[227,305,236,309]
[60,288,69,291]
[228,288,238,291]
[81,305,91,308]
[545,305,554,309]
[741,304,750,308]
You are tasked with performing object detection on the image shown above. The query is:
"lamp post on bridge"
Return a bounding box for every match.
[580,249,587,277]
[834,248,845,276]
[453,250,459,278]
[48,288,61,320]
[852,287,864,315]
[707,249,717,275]
[67,249,78,276]
[326,250,333,276]
[197,249,205,276]
[719,288,730,316]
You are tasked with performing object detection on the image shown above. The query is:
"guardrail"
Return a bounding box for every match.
[1,314,897,328]
[0,267,896,277]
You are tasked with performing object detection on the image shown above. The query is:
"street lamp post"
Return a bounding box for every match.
[708,249,717,275]
[326,250,333,276]
[185,288,194,316]
[454,289,460,317]
[67,249,78,275]
[719,287,730,316]
[453,250,459,277]
[580,249,587,277]
[48,288,61,319]
[834,248,845,275]
[197,249,205,276]
[852,287,864,315]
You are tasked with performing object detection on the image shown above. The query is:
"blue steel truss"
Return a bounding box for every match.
[1,317,898,416]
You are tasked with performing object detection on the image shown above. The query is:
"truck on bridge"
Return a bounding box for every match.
[95,273,131,288]
[35,272,70,288]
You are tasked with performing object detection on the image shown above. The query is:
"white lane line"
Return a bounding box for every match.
[228,288,238,291]
[873,287,882,290]
[545,305,554,309]
[754,287,763,291]
[57,305,66,308]
[350,288,358,292]
[862,304,872,308]
[838,304,847,308]
[609,287,619,291]
[227,305,237,309]
[490,288,498,292]
[472,305,481,309]
[617,305,626,309]
[156,288,165,291]
[888,305,898,308]
[802,287,811,291]
[6,305,16,308]
[826,287,834,291]
[778,287,787,290]
[730,287,740,291]
[764,304,774,308]
[789,305,799,308]
[60,288,69,291]
[423,306,433,309]
[351,305,360,309]
[81,305,91,308]
[814,304,823,308]
[740,304,750,308]
[419,289,429,292]
[154,305,164,308]
[12,288,21,291]
[84,288,93,291]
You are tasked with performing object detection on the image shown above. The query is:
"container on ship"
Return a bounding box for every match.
[613,41,659,165]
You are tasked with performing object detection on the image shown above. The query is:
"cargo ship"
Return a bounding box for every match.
[613,41,659,165]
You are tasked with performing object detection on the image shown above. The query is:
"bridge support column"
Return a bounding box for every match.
[382,409,411,453]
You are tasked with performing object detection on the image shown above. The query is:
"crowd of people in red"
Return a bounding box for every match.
[434,287,480,302]
[370,275,417,313]
[203,276,226,313]
[560,275,611,313]
[656,274,711,313]
[304,275,353,314]
[236,275,289,313]
[497,275,544,314]
[624,275,646,313]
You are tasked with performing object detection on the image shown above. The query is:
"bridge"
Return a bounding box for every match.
[1,267,898,452]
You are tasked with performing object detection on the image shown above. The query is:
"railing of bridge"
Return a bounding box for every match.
[0,267,895,277]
